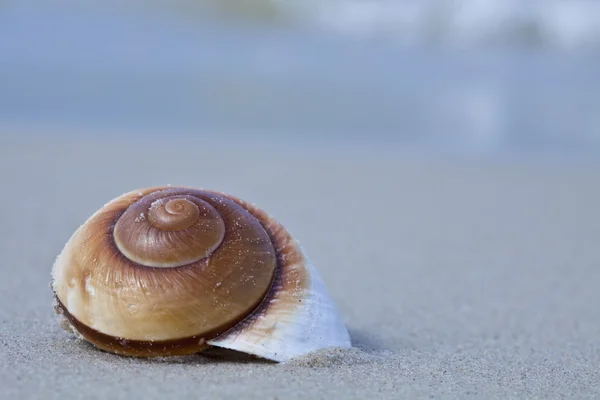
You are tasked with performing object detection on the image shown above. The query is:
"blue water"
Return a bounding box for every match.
[1,2,599,157]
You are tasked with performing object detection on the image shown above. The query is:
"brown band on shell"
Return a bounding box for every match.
[54,295,229,357]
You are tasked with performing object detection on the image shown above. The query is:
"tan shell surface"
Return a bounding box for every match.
[51,187,280,345]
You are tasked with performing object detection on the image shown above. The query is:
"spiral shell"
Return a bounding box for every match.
[51,186,351,362]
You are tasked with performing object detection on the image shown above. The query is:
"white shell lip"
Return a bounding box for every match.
[207,249,352,363]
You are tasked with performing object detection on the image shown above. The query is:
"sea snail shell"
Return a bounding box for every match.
[51,186,351,362]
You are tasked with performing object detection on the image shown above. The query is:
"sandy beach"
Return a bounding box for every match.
[0,132,598,399]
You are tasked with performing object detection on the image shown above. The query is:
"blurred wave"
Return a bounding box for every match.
[145,0,600,50]
[1,1,599,157]
[8,0,600,50]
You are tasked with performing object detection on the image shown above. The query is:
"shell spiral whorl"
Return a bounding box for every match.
[113,192,229,267]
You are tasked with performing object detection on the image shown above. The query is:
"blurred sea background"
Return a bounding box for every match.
[1,0,599,160]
